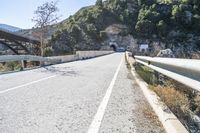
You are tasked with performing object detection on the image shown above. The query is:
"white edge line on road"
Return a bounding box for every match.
[87,54,124,133]
[0,75,57,94]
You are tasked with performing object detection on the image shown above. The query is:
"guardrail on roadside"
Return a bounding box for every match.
[0,50,114,69]
[134,56,200,92]
[0,55,59,63]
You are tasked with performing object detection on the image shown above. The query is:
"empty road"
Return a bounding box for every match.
[0,53,165,133]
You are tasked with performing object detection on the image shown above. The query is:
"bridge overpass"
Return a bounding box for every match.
[0,53,166,133]
[0,29,40,55]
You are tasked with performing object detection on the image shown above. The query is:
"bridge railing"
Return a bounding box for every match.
[0,51,114,69]
[0,55,59,63]
[134,56,200,92]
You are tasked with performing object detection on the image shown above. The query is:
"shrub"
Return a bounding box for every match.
[135,19,154,36]
[44,47,54,56]
[4,62,21,71]
[100,31,108,40]
[157,20,167,37]
[135,64,155,84]
[0,63,4,71]
[96,0,103,7]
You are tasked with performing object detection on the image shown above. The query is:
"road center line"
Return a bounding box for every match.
[87,54,124,133]
[0,75,57,94]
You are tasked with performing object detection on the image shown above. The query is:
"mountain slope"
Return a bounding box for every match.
[50,0,200,57]
[19,0,200,57]
[0,24,21,32]
[49,0,139,55]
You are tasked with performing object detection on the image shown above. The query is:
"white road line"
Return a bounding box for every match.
[0,75,57,94]
[87,54,124,133]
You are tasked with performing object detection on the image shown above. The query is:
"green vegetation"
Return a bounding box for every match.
[96,0,103,7]
[136,0,200,40]
[135,63,155,84]
[50,5,120,55]
[49,0,200,55]
[0,62,21,72]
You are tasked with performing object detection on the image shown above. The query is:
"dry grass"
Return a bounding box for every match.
[194,95,200,114]
[142,104,163,127]
[125,54,131,68]
[135,63,200,132]
[150,85,190,116]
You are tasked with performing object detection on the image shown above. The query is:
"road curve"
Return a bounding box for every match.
[0,53,165,133]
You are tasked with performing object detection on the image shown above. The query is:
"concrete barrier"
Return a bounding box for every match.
[46,51,113,64]
[46,55,79,64]
[0,50,114,66]
[76,51,114,60]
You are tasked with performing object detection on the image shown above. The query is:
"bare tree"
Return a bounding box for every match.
[32,1,60,56]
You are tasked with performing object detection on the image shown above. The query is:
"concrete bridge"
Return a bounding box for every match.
[0,51,197,133]
[0,53,167,133]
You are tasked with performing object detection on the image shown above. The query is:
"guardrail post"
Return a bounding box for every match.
[21,60,25,70]
[40,61,44,67]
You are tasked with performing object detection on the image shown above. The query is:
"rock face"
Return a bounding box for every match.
[101,24,136,51]
[135,39,200,58]
[157,49,174,58]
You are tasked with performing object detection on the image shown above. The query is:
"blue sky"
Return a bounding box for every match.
[0,0,96,29]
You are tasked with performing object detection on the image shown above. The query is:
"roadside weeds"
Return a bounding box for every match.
[125,52,189,133]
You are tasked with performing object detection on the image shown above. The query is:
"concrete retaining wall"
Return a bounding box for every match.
[45,50,113,65]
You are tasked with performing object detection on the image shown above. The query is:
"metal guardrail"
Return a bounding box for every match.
[0,55,60,63]
[0,51,114,69]
[0,51,114,63]
[134,56,200,92]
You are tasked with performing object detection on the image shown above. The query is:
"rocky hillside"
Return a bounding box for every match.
[21,0,200,57]
[134,0,200,58]
[48,0,139,55]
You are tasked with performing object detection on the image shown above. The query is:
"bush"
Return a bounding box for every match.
[96,0,103,7]
[4,62,21,71]
[157,20,167,37]
[135,19,154,36]
[100,31,108,40]
[44,47,54,56]
[0,63,4,71]
[135,64,155,84]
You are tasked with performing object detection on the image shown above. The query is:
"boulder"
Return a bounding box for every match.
[157,49,174,58]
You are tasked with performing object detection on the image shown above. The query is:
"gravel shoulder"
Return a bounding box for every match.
[99,59,166,133]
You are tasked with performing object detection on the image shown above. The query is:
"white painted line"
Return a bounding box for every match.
[87,54,124,133]
[0,75,57,94]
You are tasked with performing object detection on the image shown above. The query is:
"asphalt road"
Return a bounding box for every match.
[0,53,165,133]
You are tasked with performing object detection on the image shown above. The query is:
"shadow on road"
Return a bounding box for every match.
[39,66,78,76]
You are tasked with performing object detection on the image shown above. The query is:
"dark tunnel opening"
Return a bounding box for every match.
[110,44,117,51]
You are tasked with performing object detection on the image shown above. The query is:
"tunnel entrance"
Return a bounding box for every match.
[110,44,117,51]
